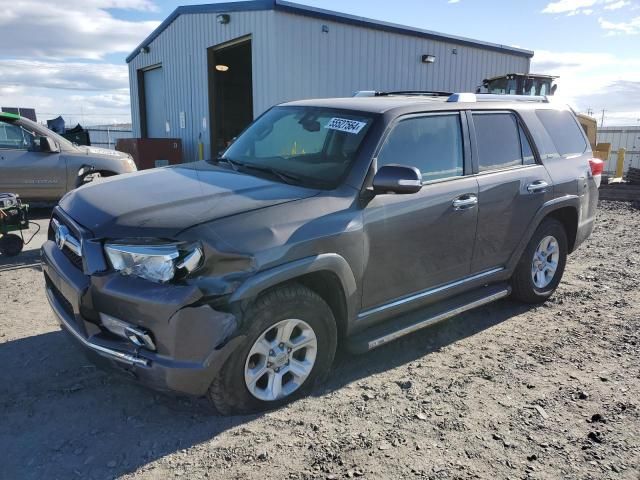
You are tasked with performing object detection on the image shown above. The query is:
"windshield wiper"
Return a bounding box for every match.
[216,156,242,171]
[238,163,303,186]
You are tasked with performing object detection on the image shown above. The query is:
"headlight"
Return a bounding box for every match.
[104,243,202,283]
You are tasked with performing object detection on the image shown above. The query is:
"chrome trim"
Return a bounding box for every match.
[527,180,549,193]
[51,218,82,257]
[358,267,504,318]
[366,288,511,350]
[46,287,149,367]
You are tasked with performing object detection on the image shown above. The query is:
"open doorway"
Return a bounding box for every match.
[208,37,253,157]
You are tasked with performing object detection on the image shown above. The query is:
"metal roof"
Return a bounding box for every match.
[126,0,534,63]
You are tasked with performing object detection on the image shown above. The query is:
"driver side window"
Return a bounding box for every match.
[0,120,33,150]
[377,114,464,182]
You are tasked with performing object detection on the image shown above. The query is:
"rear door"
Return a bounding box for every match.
[0,119,66,200]
[362,112,479,311]
[469,110,552,273]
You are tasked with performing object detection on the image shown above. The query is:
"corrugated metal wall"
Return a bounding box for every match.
[128,9,530,162]
[597,127,640,175]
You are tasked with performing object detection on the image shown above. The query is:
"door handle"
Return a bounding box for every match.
[452,194,478,210]
[527,180,549,193]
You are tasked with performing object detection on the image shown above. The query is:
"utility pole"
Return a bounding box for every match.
[600,109,606,128]
[587,107,593,117]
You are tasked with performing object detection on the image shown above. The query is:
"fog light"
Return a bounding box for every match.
[99,313,156,351]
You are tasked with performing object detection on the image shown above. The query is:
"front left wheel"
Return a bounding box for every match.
[207,283,337,415]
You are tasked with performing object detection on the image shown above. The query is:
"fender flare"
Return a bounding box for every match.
[229,253,358,321]
[506,194,580,272]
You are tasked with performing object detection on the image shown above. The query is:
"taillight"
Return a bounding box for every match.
[589,158,604,188]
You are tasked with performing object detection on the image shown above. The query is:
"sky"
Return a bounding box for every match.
[1,0,639,127]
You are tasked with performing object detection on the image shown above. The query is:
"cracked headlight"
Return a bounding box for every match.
[104,243,202,283]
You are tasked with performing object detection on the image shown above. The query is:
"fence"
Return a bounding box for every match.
[86,128,133,150]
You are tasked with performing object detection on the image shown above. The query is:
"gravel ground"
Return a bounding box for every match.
[1,201,638,480]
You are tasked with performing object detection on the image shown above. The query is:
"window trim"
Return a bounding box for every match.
[468,109,542,175]
[0,120,32,152]
[372,111,470,185]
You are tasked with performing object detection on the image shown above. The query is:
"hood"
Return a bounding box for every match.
[59,161,320,238]
[80,146,129,159]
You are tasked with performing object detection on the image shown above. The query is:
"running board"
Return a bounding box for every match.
[347,283,511,354]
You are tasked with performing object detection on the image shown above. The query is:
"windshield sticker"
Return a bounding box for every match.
[325,117,367,135]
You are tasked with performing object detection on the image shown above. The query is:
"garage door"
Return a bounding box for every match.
[143,66,166,138]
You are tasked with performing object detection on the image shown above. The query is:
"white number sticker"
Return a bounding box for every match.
[325,117,367,135]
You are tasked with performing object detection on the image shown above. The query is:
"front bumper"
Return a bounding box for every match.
[42,229,242,397]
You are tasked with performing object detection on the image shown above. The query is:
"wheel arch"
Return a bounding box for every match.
[507,195,581,272]
[229,254,358,338]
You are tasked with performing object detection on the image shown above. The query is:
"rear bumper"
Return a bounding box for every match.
[42,238,243,396]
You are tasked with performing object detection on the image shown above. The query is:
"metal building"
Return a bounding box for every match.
[597,126,640,175]
[127,0,533,161]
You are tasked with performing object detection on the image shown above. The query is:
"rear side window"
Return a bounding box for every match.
[473,113,527,172]
[377,114,464,182]
[536,109,588,156]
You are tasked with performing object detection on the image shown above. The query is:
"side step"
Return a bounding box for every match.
[346,283,511,354]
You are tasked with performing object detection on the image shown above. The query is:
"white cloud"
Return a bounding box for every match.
[598,16,640,34]
[0,0,160,60]
[532,50,640,125]
[448,0,461,3]
[0,60,128,91]
[542,0,597,14]
[604,0,631,9]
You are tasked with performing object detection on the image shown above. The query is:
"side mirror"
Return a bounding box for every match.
[34,136,60,153]
[372,164,423,195]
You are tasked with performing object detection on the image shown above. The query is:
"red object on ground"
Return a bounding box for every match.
[116,138,183,170]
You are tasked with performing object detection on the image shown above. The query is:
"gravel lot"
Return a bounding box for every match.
[1,201,638,480]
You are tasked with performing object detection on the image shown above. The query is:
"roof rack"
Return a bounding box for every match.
[447,93,550,103]
[353,90,452,98]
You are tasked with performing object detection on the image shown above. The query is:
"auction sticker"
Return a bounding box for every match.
[325,117,367,134]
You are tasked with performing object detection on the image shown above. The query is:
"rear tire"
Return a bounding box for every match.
[207,283,337,415]
[511,218,568,304]
[0,234,24,256]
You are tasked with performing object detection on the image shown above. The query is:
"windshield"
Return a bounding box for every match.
[221,106,375,188]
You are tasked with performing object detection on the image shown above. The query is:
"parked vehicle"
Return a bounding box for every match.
[0,112,137,202]
[42,93,600,414]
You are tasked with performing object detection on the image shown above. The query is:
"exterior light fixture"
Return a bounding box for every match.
[421,54,436,64]
[322,24,329,33]
[216,14,230,24]
[140,46,150,54]
[215,64,230,72]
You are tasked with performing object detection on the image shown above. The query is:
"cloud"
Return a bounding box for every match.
[532,50,640,125]
[448,0,461,3]
[598,16,640,34]
[604,0,631,9]
[542,0,597,14]
[0,0,160,60]
[0,60,128,91]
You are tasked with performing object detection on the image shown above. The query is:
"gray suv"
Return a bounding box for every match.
[41,93,599,414]
[0,112,137,202]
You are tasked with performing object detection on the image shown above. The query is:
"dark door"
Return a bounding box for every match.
[362,113,478,310]
[208,38,253,156]
[469,111,552,273]
[141,66,166,138]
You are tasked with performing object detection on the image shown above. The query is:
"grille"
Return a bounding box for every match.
[49,215,84,271]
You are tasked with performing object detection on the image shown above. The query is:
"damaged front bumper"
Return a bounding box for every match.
[41,237,243,397]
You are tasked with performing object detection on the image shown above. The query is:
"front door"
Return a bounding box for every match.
[0,119,66,200]
[362,112,478,311]
[469,111,552,273]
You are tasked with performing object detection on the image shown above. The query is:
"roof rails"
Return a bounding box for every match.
[353,90,452,98]
[353,91,551,103]
[447,93,550,103]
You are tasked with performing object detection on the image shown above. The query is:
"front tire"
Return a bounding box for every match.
[511,218,568,304]
[208,283,337,415]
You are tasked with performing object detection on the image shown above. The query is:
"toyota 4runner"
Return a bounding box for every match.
[42,92,601,414]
